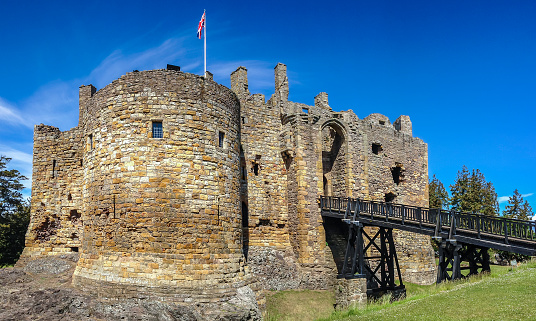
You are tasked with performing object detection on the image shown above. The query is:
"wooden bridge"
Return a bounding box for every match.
[320,196,536,298]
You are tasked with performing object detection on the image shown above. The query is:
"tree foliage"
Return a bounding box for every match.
[0,156,29,266]
[450,166,498,216]
[502,189,533,221]
[429,174,449,209]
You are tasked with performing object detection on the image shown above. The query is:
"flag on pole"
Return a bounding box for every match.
[197,11,206,39]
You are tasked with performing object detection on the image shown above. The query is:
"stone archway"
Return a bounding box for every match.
[321,122,348,197]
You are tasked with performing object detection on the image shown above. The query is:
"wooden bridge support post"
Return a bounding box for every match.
[339,220,365,279]
[362,226,406,300]
[436,240,491,283]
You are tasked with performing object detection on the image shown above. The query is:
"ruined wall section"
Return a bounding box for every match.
[284,111,337,288]
[72,70,254,301]
[231,67,300,291]
[353,113,435,284]
[231,67,290,252]
[21,125,84,261]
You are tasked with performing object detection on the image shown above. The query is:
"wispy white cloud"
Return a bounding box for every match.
[88,38,189,89]
[498,192,534,204]
[0,145,33,194]
[1,36,278,136]
[21,81,79,130]
[0,98,32,128]
[0,146,32,165]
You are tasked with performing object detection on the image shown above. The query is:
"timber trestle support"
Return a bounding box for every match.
[435,238,491,283]
[339,220,406,299]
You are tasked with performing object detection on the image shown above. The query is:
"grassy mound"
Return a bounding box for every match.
[266,263,536,321]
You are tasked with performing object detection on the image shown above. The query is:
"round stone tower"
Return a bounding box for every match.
[72,70,248,301]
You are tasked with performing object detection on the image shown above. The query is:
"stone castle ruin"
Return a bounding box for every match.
[19,63,435,316]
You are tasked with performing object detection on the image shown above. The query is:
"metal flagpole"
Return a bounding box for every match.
[204,9,206,78]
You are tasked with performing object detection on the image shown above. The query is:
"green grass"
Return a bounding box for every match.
[319,262,536,321]
[264,263,534,321]
[265,289,335,321]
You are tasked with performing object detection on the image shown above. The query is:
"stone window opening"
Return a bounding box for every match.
[241,165,247,180]
[385,192,397,203]
[52,160,57,178]
[218,131,225,148]
[242,202,248,228]
[252,163,259,176]
[67,193,72,201]
[152,121,163,138]
[240,146,247,181]
[88,134,93,150]
[70,247,79,252]
[241,116,247,124]
[281,151,293,171]
[379,120,385,125]
[69,209,81,224]
[257,219,270,227]
[372,143,383,155]
[391,163,405,185]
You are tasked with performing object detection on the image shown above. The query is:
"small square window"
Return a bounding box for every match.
[152,121,163,138]
[219,131,225,148]
[372,143,383,155]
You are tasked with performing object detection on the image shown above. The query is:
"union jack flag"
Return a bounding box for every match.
[197,11,205,39]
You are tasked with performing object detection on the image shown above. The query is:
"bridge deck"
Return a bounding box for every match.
[320,197,536,256]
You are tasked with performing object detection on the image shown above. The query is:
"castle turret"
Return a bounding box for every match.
[231,66,249,99]
[274,63,289,111]
[78,85,96,126]
[71,70,253,307]
[394,115,412,136]
[315,92,331,111]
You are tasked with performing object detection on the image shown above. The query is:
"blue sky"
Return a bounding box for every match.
[0,1,534,216]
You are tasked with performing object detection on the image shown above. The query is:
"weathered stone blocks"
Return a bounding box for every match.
[22,63,436,315]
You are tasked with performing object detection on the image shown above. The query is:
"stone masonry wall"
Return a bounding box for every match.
[22,63,436,314]
[231,68,290,252]
[19,125,84,262]
[72,70,255,301]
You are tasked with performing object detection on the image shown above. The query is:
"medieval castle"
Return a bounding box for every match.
[19,63,435,317]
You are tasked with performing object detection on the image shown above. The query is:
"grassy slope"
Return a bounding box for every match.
[326,263,536,321]
[266,263,536,321]
[265,290,335,321]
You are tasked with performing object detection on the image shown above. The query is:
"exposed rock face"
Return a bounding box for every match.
[2,257,260,321]
[19,63,435,318]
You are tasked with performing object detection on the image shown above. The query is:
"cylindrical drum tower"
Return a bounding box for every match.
[73,70,246,299]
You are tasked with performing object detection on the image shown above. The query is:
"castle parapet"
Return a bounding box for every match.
[314,92,331,111]
[394,115,412,136]
[79,85,96,127]
[231,66,250,99]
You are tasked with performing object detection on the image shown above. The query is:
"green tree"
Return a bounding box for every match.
[498,190,532,262]
[503,189,533,220]
[429,174,449,209]
[521,201,533,220]
[450,166,498,216]
[0,156,29,266]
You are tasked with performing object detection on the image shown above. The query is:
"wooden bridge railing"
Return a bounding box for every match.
[320,196,536,246]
